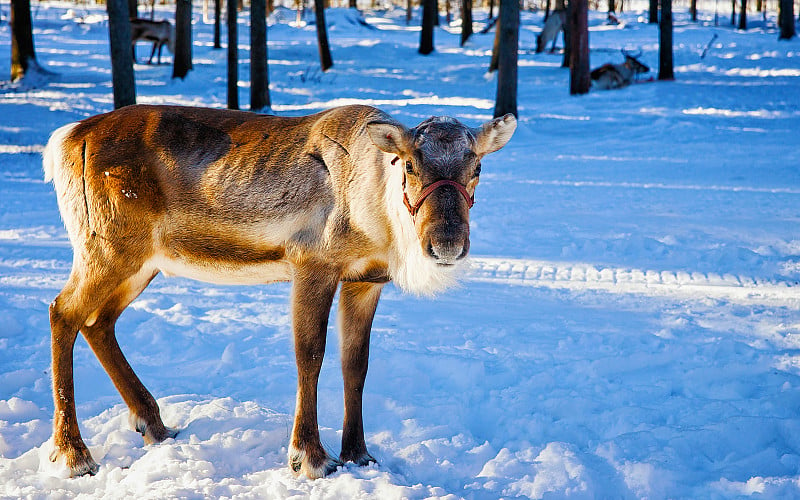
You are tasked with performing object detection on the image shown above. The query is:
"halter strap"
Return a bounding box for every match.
[402,176,475,217]
[392,155,476,218]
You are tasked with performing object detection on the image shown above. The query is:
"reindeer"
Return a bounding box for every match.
[130,18,175,64]
[536,10,566,53]
[43,104,516,478]
[590,50,650,90]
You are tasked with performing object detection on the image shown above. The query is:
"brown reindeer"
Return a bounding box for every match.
[43,104,516,478]
[590,50,650,90]
[130,18,175,64]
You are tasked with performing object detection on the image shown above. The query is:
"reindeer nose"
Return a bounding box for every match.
[426,226,470,265]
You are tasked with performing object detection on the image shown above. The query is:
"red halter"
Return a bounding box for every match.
[393,156,475,217]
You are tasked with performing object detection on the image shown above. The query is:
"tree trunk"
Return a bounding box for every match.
[544,0,551,19]
[649,0,658,23]
[419,0,436,54]
[489,13,500,72]
[214,0,222,48]
[172,0,192,79]
[690,0,697,21]
[659,0,674,80]
[493,0,518,118]
[489,0,495,18]
[251,0,270,110]
[607,0,614,12]
[568,0,589,94]
[460,0,473,46]
[314,0,333,71]
[350,0,357,8]
[561,6,570,67]
[227,0,238,109]
[107,0,136,107]
[406,0,413,24]
[10,0,37,82]
[738,0,747,28]
[731,0,736,25]
[128,0,139,18]
[778,0,795,39]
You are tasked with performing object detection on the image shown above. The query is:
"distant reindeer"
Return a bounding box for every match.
[43,104,516,478]
[130,18,175,64]
[536,10,566,53]
[590,50,650,90]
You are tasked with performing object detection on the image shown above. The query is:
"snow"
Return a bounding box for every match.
[1,2,800,498]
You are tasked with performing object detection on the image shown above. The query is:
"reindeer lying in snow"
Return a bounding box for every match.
[591,51,650,90]
[43,104,516,478]
[130,18,175,64]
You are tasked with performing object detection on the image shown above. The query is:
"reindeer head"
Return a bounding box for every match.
[622,50,650,75]
[367,114,516,266]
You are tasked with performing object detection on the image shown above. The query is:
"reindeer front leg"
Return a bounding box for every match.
[288,263,341,478]
[338,281,383,466]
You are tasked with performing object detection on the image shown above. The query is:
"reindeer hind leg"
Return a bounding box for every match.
[49,261,139,476]
[80,266,178,446]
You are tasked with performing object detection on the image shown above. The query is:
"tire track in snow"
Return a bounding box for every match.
[468,257,799,305]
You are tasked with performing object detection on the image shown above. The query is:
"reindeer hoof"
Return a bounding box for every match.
[340,450,377,467]
[50,443,99,477]
[143,425,178,445]
[130,413,178,444]
[288,445,342,479]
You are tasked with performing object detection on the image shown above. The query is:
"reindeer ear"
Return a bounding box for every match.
[367,121,409,155]
[475,114,517,156]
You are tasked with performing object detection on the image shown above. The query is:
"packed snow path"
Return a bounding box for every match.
[469,257,799,305]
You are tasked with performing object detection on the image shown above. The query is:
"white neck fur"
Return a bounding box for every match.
[382,155,465,296]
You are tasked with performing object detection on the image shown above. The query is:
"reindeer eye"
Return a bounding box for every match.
[405,161,414,175]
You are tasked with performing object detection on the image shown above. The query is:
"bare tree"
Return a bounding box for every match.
[227,0,238,109]
[460,0,473,46]
[314,0,333,71]
[738,0,747,29]
[690,0,697,21]
[489,13,500,72]
[10,0,37,82]
[778,0,795,39]
[251,0,271,110]
[568,0,589,94]
[659,0,674,80]
[172,0,192,79]
[493,0,518,117]
[419,0,436,54]
[214,0,222,48]
[107,0,136,107]
[649,0,658,23]
[559,0,570,68]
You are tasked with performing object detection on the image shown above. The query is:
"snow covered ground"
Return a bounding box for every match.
[1,2,799,498]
